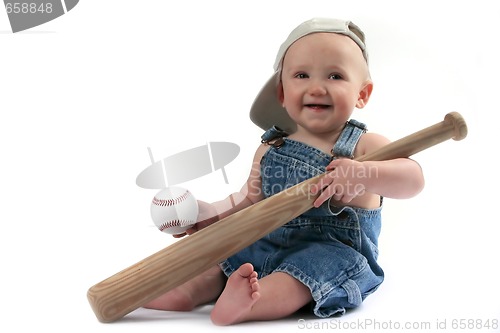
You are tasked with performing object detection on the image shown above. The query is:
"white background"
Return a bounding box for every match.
[1,1,499,332]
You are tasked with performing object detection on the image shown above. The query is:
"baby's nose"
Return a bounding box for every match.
[307,80,327,95]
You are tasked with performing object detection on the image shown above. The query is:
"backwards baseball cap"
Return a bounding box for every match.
[249,18,368,133]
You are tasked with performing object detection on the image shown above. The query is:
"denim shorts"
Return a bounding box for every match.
[220,127,384,317]
[220,206,384,317]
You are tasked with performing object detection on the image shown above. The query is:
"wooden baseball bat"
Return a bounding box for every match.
[87,112,467,323]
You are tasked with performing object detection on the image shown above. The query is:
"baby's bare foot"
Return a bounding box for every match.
[210,263,260,325]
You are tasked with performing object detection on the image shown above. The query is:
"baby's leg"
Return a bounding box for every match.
[211,264,311,325]
[143,265,225,311]
[210,263,259,325]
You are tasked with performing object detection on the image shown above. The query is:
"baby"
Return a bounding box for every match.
[145,17,424,325]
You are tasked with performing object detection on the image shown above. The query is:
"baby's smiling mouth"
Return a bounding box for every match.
[305,104,331,110]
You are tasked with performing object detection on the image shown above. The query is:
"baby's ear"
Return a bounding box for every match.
[277,81,285,107]
[356,80,373,109]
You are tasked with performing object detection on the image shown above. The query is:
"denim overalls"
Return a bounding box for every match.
[220,120,384,317]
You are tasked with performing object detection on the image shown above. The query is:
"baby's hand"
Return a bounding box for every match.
[173,200,219,238]
[310,158,367,208]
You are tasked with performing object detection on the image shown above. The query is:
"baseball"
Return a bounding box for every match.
[150,186,199,235]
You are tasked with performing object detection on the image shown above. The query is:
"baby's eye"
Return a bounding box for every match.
[294,73,309,79]
[329,73,343,80]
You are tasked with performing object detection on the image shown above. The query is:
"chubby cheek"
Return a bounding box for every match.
[281,85,302,110]
[330,89,358,111]
[282,94,303,121]
[335,98,356,112]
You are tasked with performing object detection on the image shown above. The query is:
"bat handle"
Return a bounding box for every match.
[445,111,468,141]
[356,112,468,163]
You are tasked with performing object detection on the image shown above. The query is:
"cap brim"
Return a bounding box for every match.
[249,71,297,133]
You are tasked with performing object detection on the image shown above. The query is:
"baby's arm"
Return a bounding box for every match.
[178,144,268,237]
[311,132,425,207]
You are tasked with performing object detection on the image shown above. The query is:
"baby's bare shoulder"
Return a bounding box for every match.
[355,132,391,157]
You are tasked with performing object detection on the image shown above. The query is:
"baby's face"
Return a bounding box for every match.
[279,33,371,134]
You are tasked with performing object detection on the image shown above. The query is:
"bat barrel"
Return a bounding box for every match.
[87,235,215,323]
[87,184,316,322]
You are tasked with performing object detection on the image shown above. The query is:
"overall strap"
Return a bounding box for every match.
[260,125,288,148]
[331,119,367,159]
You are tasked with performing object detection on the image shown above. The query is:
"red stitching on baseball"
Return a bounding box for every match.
[152,190,191,207]
[159,219,194,231]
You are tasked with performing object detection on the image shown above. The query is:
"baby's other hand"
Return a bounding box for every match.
[173,200,219,238]
[310,158,366,208]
